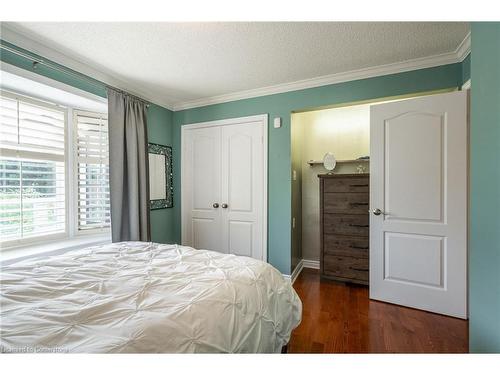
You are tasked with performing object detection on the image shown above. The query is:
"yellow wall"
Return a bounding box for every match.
[295,104,370,162]
[292,103,371,261]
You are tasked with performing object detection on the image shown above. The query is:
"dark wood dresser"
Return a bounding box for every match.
[319,173,369,285]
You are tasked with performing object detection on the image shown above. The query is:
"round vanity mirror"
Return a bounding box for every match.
[323,152,337,172]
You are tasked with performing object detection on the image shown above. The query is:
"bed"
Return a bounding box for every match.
[0,242,302,353]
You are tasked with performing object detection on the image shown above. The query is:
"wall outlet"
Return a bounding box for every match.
[293,169,297,181]
[292,217,296,229]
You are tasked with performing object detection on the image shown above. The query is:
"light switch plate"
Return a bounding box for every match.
[273,117,281,128]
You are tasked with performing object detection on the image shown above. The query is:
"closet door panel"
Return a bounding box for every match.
[221,121,264,260]
[227,133,253,211]
[182,126,222,252]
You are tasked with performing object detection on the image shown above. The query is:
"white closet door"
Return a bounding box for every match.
[182,126,222,252]
[370,91,467,318]
[220,121,264,260]
[182,115,267,262]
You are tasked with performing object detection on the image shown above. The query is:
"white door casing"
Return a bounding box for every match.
[181,115,268,262]
[370,91,467,319]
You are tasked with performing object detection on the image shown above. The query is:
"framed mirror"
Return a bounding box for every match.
[148,143,173,209]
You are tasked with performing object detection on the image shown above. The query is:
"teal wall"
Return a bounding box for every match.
[5,27,500,351]
[462,53,471,83]
[173,63,464,274]
[1,38,471,276]
[0,39,176,245]
[469,22,500,353]
[147,104,176,244]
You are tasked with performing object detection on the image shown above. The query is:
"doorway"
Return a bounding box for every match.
[290,90,468,319]
[291,103,371,274]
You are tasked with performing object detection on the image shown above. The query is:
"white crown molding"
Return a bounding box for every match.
[455,31,471,62]
[1,24,471,113]
[0,24,175,110]
[173,32,472,111]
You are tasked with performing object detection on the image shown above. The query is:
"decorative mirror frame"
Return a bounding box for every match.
[148,143,173,209]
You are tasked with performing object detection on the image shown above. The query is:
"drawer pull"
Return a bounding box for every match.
[350,202,368,206]
[351,245,368,250]
[349,224,369,228]
[351,267,369,272]
[349,184,369,187]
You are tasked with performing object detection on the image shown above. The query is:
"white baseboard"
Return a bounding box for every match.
[283,258,320,284]
[290,260,304,284]
[302,259,320,269]
[283,260,303,284]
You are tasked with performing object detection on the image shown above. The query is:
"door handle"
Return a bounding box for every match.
[221,203,228,209]
[372,208,384,216]
[213,203,220,208]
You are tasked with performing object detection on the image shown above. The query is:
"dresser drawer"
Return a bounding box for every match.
[323,176,369,193]
[323,235,369,258]
[323,192,369,214]
[323,214,369,236]
[323,255,369,282]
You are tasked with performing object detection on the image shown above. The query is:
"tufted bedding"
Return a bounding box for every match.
[0,242,302,353]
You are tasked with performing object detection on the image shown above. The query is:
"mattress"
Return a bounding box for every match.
[0,242,302,353]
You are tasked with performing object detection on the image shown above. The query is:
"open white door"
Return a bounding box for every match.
[370,91,467,319]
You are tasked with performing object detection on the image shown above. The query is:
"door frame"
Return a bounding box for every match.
[181,114,269,262]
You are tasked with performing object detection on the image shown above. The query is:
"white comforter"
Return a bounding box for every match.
[0,242,302,353]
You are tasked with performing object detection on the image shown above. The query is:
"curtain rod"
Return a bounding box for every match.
[0,43,150,108]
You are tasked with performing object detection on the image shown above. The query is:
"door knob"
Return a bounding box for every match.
[372,208,384,216]
[221,203,228,209]
[213,203,219,208]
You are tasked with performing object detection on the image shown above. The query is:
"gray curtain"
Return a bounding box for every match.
[107,88,150,242]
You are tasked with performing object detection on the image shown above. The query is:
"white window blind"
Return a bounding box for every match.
[74,110,110,232]
[0,93,66,243]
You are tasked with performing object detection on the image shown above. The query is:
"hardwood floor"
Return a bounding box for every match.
[288,268,468,353]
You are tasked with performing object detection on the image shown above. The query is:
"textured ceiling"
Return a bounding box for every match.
[3,22,469,107]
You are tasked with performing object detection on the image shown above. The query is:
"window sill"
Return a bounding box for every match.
[0,234,111,266]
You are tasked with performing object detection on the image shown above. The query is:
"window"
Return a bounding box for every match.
[0,90,110,249]
[74,111,110,232]
[0,92,66,244]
